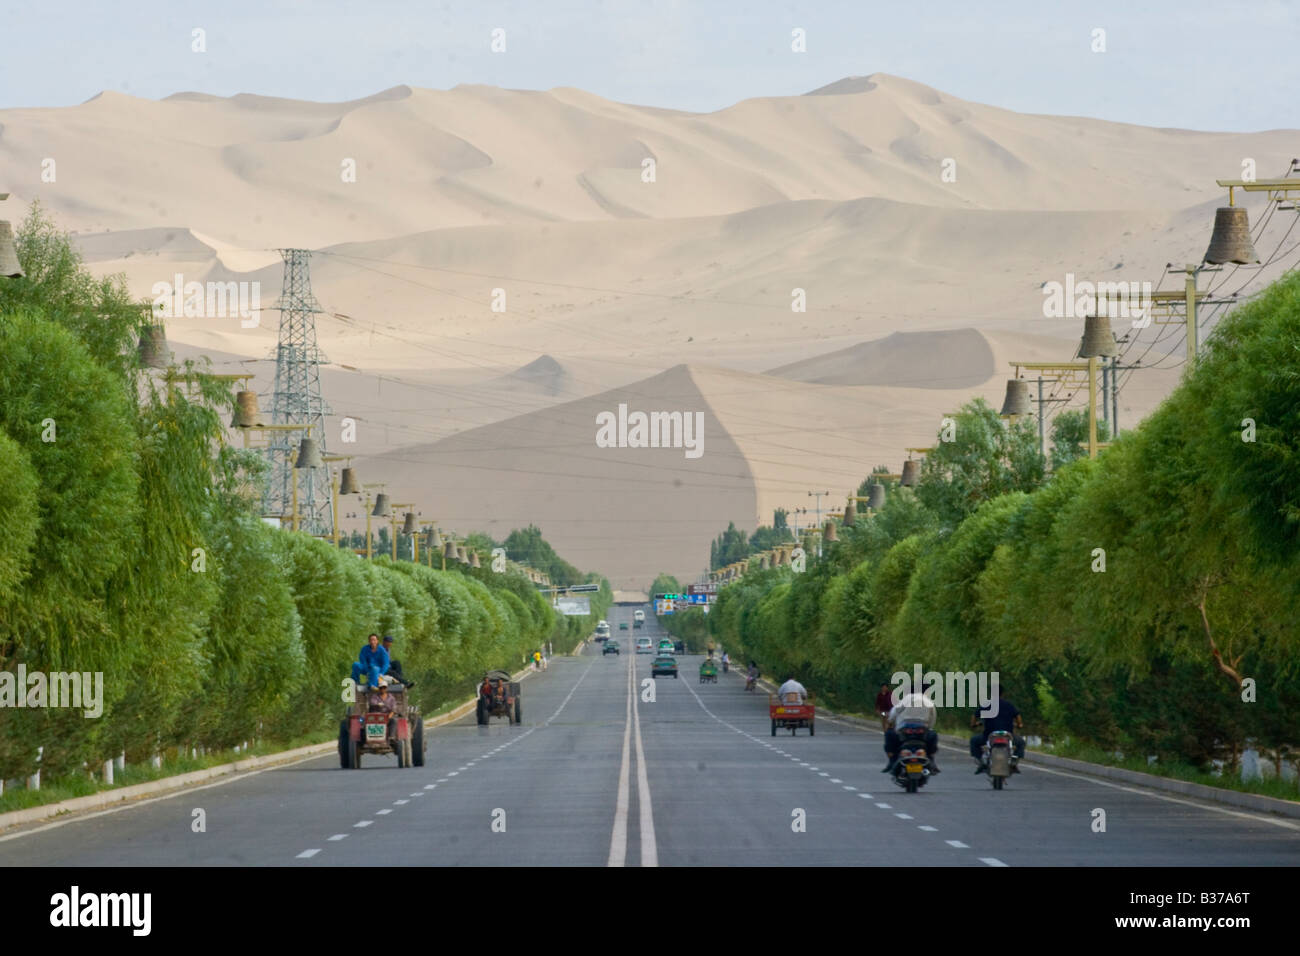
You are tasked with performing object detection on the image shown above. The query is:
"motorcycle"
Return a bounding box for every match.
[722,659,730,674]
[890,721,932,793]
[744,672,757,692]
[983,730,1019,789]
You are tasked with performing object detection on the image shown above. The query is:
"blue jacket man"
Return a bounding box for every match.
[351,633,390,687]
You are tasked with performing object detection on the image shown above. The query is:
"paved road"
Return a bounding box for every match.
[2,605,1299,866]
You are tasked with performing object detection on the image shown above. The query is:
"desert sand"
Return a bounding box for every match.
[1,74,1290,587]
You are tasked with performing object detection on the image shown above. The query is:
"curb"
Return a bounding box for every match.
[0,660,543,833]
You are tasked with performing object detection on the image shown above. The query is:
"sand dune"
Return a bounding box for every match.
[2,74,1287,582]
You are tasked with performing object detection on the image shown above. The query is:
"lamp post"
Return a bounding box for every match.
[363,484,389,559]
[320,455,356,547]
[389,504,415,561]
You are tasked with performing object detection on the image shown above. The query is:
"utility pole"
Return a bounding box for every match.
[806,491,829,531]
[265,249,334,536]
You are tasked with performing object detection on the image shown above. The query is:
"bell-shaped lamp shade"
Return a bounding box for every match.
[371,493,391,518]
[294,437,324,469]
[1080,314,1119,359]
[0,220,23,278]
[1204,206,1259,265]
[1000,379,1032,417]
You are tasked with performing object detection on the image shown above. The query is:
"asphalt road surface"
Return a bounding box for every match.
[3,606,1299,867]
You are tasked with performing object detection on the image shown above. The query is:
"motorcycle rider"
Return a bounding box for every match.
[970,685,1026,773]
[745,661,759,691]
[882,689,941,773]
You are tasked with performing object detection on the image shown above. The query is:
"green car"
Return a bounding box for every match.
[619,622,629,631]
[651,655,678,678]
[603,640,620,656]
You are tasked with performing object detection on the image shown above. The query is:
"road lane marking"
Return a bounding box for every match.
[328,834,348,841]
[607,650,634,868]
[875,802,892,809]
[843,786,857,791]
[410,793,424,797]
[918,826,937,832]
[895,813,914,820]
[393,799,408,805]
[980,857,1009,867]
[376,809,392,815]
[830,778,842,783]
[631,652,659,867]
[946,840,969,848]
[296,849,321,858]
[354,820,373,828]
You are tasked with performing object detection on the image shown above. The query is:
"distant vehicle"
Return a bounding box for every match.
[633,619,643,629]
[603,640,620,656]
[651,655,679,678]
[595,621,610,642]
[619,621,628,631]
[634,610,645,622]
[674,641,685,654]
[635,637,653,654]
[657,639,674,654]
[477,670,522,725]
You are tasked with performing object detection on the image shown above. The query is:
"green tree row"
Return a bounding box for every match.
[707,271,1300,775]
[0,206,608,782]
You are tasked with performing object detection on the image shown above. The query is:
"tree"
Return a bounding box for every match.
[915,398,1045,528]
[1050,410,1110,469]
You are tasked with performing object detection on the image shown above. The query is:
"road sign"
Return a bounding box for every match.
[555,597,591,616]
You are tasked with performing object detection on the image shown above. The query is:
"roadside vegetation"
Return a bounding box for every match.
[704,271,1300,795]
[0,205,610,804]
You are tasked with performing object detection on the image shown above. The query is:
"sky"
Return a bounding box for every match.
[0,0,1296,130]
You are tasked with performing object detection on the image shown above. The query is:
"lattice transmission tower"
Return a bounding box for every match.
[263,248,334,535]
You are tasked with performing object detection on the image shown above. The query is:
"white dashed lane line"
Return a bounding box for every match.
[353,820,372,828]
[296,849,321,859]
[678,674,998,864]
[328,834,348,841]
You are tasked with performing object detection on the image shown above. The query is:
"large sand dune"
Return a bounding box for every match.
[1,74,1290,583]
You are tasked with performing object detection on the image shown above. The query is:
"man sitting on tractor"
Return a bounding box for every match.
[382,635,415,688]
[351,633,390,688]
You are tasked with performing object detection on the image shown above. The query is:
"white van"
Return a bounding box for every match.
[595,621,611,642]
[633,609,645,622]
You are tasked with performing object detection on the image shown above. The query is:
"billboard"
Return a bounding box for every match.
[555,597,591,616]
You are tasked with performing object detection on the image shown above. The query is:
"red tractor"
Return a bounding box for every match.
[338,682,425,769]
